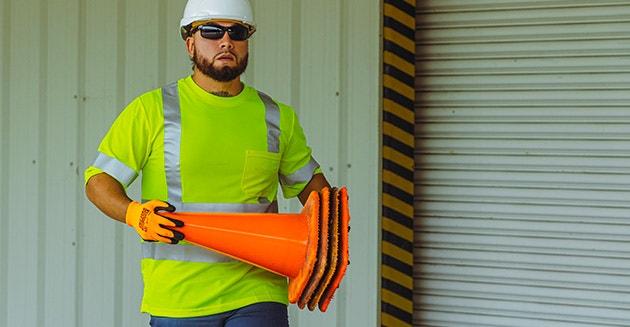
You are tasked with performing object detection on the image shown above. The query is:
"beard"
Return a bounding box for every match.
[192,48,248,82]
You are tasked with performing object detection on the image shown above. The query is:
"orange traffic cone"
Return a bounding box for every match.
[159,187,350,312]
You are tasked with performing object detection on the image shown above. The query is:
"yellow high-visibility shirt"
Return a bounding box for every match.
[85,76,322,317]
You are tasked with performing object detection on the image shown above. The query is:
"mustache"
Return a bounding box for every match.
[214,51,238,60]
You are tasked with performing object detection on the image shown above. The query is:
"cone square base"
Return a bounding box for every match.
[319,187,350,312]
[308,187,340,310]
[297,187,330,309]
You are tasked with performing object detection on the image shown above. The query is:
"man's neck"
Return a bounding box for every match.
[191,71,243,97]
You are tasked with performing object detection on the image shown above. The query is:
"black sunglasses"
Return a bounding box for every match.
[192,24,251,41]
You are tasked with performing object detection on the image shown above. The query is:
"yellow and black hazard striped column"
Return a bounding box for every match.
[381,0,415,326]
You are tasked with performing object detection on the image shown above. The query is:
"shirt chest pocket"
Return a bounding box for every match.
[241,150,281,200]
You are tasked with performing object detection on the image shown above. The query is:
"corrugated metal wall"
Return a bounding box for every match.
[415,0,630,326]
[0,0,380,326]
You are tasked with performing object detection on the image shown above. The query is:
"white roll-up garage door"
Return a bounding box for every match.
[415,1,630,326]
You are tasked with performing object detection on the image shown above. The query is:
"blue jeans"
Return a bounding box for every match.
[149,302,289,327]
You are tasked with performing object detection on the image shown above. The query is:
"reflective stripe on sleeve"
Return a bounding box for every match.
[280,156,320,186]
[91,152,138,186]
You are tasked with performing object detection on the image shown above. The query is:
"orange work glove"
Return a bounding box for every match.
[126,200,184,244]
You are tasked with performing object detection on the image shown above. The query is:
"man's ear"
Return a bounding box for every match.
[185,37,195,58]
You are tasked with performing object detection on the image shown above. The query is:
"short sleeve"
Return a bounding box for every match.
[278,107,321,198]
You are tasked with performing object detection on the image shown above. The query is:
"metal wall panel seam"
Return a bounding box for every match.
[157,0,167,87]
[114,0,126,325]
[74,0,88,324]
[75,0,87,325]
[382,0,415,326]
[0,0,10,325]
[37,0,49,326]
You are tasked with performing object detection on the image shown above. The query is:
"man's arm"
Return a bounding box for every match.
[85,172,132,223]
[85,172,184,243]
[298,173,331,205]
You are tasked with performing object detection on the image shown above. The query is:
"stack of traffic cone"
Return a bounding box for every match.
[160,187,350,312]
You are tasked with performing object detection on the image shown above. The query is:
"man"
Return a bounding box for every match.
[84,0,330,326]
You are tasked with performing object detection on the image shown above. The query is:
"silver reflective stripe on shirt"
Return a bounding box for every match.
[92,152,137,186]
[141,201,278,213]
[147,82,283,263]
[162,82,184,207]
[142,242,235,263]
[257,91,281,153]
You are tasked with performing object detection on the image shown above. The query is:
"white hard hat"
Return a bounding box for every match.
[180,0,256,35]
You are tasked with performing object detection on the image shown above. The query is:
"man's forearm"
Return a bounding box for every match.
[298,173,331,204]
[85,173,132,223]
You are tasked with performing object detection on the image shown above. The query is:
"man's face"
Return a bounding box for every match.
[187,21,250,82]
